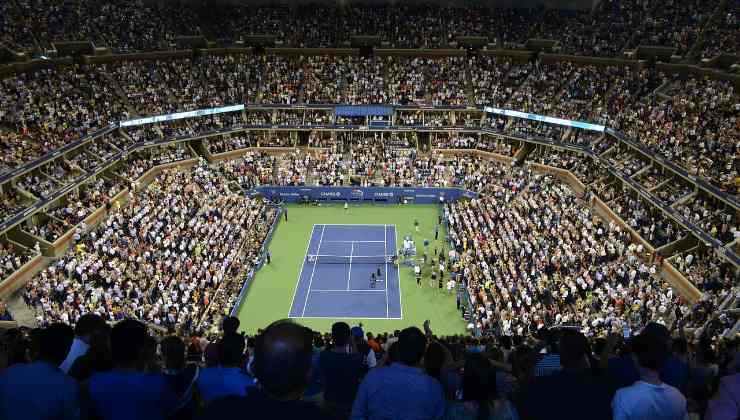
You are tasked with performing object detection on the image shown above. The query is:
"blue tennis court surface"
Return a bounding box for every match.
[289,224,402,319]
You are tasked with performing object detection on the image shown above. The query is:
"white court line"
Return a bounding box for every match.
[318,224,388,226]
[347,241,354,291]
[292,315,403,320]
[301,224,325,317]
[384,224,389,318]
[305,255,391,259]
[287,224,316,317]
[393,224,404,319]
[311,289,386,292]
[322,240,385,243]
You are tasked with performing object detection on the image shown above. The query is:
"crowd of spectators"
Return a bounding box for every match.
[9,0,201,52]
[606,145,649,178]
[1,54,736,196]
[696,2,739,59]
[0,4,738,417]
[653,179,693,207]
[0,187,33,223]
[208,134,255,155]
[24,163,277,332]
[0,0,37,51]
[623,0,719,55]
[611,194,686,248]
[0,150,737,420]
[47,177,124,227]
[0,65,126,177]
[2,311,740,420]
[2,0,736,58]
[26,216,71,243]
[445,170,680,336]
[17,173,58,200]
[676,196,739,246]
[634,166,666,191]
[672,247,735,295]
[0,241,36,281]
[217,152,276,190]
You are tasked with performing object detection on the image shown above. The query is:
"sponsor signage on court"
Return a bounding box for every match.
[255,186,477,204]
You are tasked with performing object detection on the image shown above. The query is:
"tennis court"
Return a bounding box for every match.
[288,224,402,319]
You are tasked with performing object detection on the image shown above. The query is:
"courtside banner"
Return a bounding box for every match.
[254,186,477,204]
[119,104,245,127]
[483,106,606,132]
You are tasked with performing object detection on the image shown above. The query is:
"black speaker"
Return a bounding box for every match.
[359,46,373,58]
[298,131,310,146]
[456,36,488,49]
[351,36,381,47]
[244,35,276,47]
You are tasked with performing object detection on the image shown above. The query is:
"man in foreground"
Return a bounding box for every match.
[351,326,445,420]
[201,320,328,419]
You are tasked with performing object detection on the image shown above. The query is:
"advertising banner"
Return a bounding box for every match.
[253,186,477,204]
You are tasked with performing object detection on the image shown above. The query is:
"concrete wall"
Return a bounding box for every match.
[0,255,44,298]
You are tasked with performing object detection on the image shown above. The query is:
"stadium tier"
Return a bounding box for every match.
[0,2,738,420]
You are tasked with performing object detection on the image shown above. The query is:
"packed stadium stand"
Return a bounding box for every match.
[0,0,738,419]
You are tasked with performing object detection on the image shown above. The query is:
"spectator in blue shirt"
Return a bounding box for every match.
[351,326,446,420]
[201,320,328,419]
[197,332,256,404]
[0,323,79,420]
[0,301,12,321]
[85,319,177,420]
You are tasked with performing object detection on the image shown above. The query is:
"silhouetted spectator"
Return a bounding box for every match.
[518,329,613,420]
[161,336,200,420]
[68,323,114,382]
[201,320,328,419]
[319,322,366,418]
[0,323,77,420]
[60,313,107,373]
[85,319,177,420]
[445,353,518,420]
[221,317,240,336]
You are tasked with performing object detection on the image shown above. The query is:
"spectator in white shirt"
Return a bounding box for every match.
[612,331,689,420]
[59,313,107,373]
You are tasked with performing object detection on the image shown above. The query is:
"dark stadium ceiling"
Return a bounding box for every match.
[172,0,600,11]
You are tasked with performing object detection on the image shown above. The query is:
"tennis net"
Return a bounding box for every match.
[306,254,394,264]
